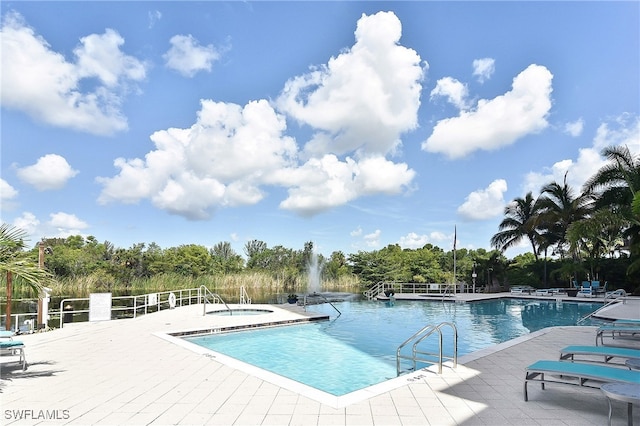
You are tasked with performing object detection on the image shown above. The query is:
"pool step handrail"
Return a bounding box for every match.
[199,285,232,316]
[576,296,626,325]
[396,321,458,375]
[363,281,388,300]
[239,286,252,305]
[303,293,342,317]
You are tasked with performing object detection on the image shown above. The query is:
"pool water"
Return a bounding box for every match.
[186,298,602,396]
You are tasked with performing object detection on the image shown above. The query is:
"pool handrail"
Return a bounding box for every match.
[199,285,231,316]
[396,321,458,375]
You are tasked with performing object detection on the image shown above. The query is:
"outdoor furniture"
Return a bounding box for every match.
[524,360,640,401]
[601,382,639,426]
[0,331,27,371]
[596,325,640,346]
[559,345,640,366]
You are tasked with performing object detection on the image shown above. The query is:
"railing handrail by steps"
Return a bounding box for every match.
[576,296,627,325]
[396,321,458,375]
[239,285,251,305]
[199,285,231,316]
[363,281,386,300]
[302,293,342,317]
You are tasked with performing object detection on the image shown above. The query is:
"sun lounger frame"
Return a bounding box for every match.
[559,345,640,366]
[0,332,28,371]
[524,360,640,401]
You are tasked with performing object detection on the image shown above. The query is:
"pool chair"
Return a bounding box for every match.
[0,331,27,371]
[523,360,640,401]
[578,281,595,297]
[559,345,640,366]
[596,325,640,346]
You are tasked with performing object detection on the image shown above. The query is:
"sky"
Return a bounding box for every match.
[1,1,639,260]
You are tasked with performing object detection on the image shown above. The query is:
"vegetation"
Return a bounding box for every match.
[1,145,637,304]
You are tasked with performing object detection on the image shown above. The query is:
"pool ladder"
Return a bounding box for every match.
[199,285,232,316]
[396,322,458,375]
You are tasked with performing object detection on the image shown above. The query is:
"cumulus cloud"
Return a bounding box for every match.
[350,226,363,237]
[430,77,469,110]
[524,114,640,194]
[472,58,495,83]
[163,34,221,77]
[98,11,419,220]
[364,229,381,247]
[398,232,429,249]
[564,118,584,137]
[0,11,146,135]
[457,179,508,220]
[0,178,18,200]
[13,212,40,236]
[16,154,78,190]
[276,11,424,158]
[423,64,553,159]
[49,212,89,237]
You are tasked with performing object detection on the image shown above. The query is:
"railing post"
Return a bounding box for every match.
[133,296,137,319]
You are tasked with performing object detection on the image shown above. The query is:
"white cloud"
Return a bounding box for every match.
[523,114,640,194]
[163,34,221,77]
[276,11,424,158]
[472,58,495,83]
[48,212,89,237]
[457,179,508,220]
[97,99,298,219]
[430,77,469,110]
[16,154,78,190]
[397,232,429,249]
[564,118,584,137]
[0,178,18,200]
[423,64,553,159]
[148,10,162,29]
[98,12,419,220]
[364,229,381,247]
[0,12,146,135]
[13,212,40,236]
[350,226,363,237]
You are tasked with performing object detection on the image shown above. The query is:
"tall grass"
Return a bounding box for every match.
[1,271,364,303]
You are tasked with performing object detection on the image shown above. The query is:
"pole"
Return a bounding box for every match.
[5,272,12,331]
[37,242,44,329]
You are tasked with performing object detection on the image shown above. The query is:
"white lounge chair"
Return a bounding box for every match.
[0,330,27,371]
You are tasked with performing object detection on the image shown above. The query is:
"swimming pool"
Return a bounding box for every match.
[185,298,602,396]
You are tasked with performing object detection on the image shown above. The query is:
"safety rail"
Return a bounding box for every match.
[363,281,388,300]
[199,285,231,316]
[0,313,38,333]
[577,296,627,325]
[56,288,203,329]
[302,293,342,317]
[396,321,458,375]
[239,285,251,305]
[365,282,470,300]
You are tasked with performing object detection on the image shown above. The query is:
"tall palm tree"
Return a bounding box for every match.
[536,176,594,259]
[583,144,640,275]
[491,192,545,261]
[1,223,54,330]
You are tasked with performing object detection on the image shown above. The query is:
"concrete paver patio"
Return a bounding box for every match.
[1,296,639,425]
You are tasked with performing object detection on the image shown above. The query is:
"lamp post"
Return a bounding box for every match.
[472,262,477,294]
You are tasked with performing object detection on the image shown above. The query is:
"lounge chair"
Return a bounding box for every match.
[596,325,640,346]
[559,345,640,365]
[0,331,27,371]
[578,281,595,297]
[524,360,640,401]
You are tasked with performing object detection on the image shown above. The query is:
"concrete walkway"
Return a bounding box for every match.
[1,296,639,425]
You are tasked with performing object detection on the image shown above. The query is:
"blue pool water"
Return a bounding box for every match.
[186,298,602,396]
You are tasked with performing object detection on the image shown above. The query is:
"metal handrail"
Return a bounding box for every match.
[239,286,251,305]
[396,321,458,375]
[199,285,231,316]
[576,296,626,325]
[303,293,341,317]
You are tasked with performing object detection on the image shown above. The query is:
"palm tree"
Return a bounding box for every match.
[1,223,54,330]
[536,176,594,259]
[491,192,545,260]
[583,145,640,275]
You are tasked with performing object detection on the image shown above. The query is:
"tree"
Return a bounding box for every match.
[491,192,545,261]
[1,224,54,330]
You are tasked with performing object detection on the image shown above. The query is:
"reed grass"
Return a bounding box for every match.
[1,271,364,302]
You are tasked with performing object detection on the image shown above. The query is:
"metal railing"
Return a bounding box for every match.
[0,312,38,333]
[55,287,204,328]
[239,286,251,305]
[396,321,458,375]
[364,282,469,300]
[199,285,231,316]
[577,296,627,325]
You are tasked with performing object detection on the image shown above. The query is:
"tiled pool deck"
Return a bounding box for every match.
[1,294,639,425]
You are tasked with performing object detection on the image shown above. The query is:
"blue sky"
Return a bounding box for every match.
[1,1,639,260]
